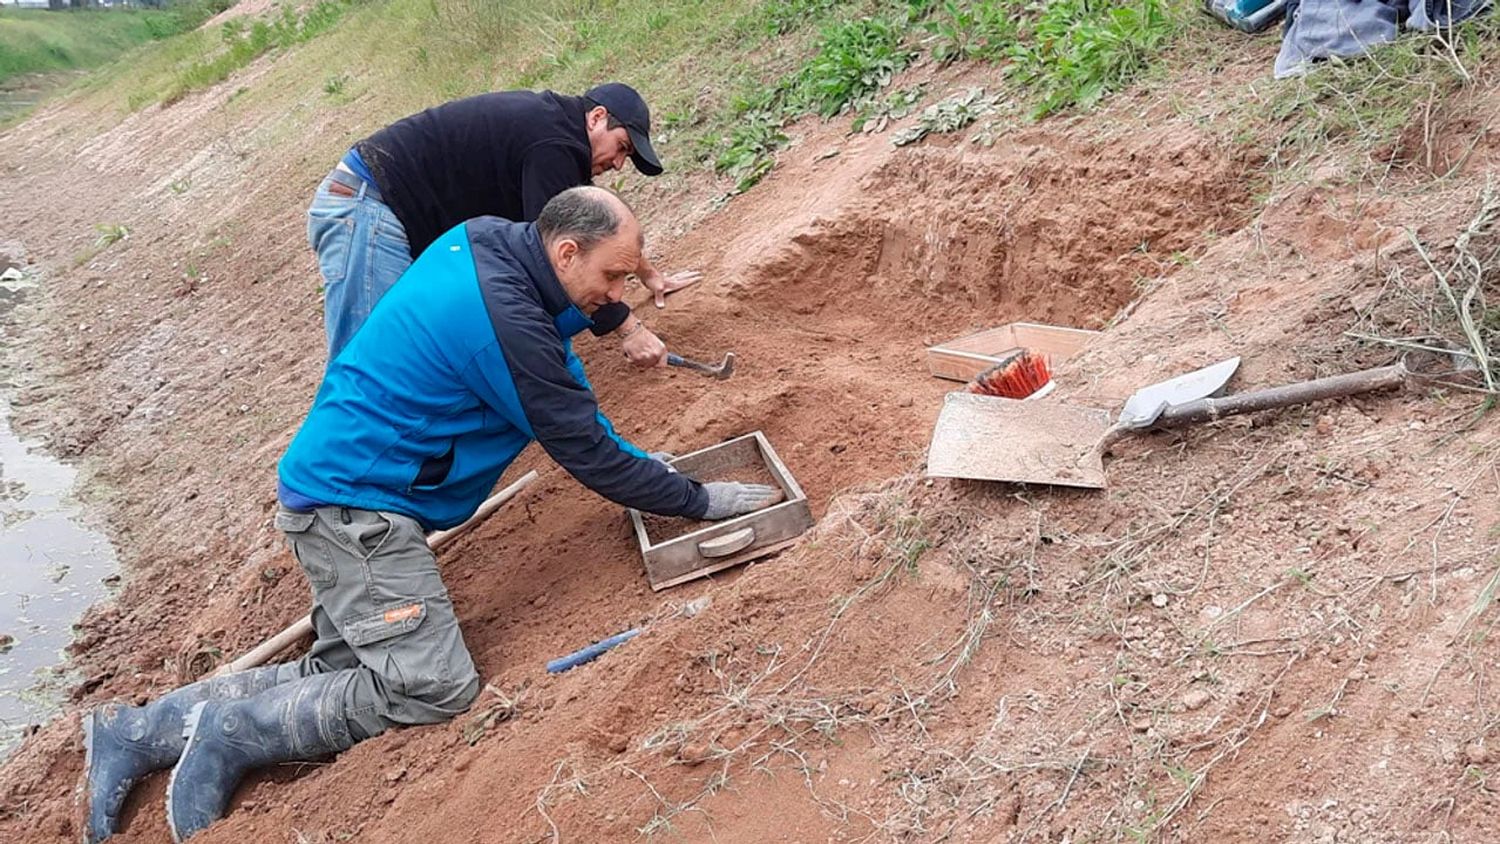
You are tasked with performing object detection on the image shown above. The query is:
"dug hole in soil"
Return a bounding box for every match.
[2,47,1499,844]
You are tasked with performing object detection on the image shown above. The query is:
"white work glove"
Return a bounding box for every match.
[648,452,677,473]
[702,482,783,520]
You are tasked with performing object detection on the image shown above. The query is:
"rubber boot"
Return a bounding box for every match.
[165,671,355,842]
[80,665,293,844]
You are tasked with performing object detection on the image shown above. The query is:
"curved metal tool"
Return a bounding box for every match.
[1117,357,1241,429]
[668,352,736,379]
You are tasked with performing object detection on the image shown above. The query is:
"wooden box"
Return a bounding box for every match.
[628,431,813,591]
[926,322,1101,383]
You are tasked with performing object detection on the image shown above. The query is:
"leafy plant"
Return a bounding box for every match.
[891,86,999,145]
[852,84,925,133]
[94,223,130,248]
[715,112,789,193]
[1007,0,1174,118]
[712,13,917,191]
[923,0,1017,64]
[789,16,916,117]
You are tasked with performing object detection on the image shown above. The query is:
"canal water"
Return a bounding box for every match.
[0,269,119,760]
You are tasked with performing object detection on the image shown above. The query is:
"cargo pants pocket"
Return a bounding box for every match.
[276,508,337,588]
[343,598,455,707]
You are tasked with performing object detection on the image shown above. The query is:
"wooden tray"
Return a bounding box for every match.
[926,322,1100,383]
[629,432,813,591]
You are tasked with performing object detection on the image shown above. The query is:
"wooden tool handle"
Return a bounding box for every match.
[215,470,539,676]
[1098,363,1408,452]
[1150,364,1407,429]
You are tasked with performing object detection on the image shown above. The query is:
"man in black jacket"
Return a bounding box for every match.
[309,82,698,361]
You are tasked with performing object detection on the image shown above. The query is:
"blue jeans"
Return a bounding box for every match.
[307,171,413,359]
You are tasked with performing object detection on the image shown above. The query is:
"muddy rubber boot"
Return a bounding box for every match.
[165,671,355,842]
[80,665,293,844]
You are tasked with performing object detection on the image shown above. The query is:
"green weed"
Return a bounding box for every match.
[715,112,789,193]
[711,11,916,191]
[852,84,924,133]
[922,0,1017,64]
[94,223,130,248]
[1007,0,1176,118]
[788,16,915,117]
[890,86,1000,145]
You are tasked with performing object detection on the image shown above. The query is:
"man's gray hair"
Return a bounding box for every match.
[537,186,633,252]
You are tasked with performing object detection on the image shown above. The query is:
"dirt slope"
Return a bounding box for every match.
[2,38,1500,844]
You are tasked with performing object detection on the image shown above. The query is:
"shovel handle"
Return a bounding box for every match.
[1149,363,1408,431]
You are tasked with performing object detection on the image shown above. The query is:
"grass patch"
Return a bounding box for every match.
[38,0,1193,206]
[161,0,360,104]
[1260,19,1500,179]
[0,1,230,84]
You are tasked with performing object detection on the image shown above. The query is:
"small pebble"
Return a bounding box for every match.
[1182,689,1213,711]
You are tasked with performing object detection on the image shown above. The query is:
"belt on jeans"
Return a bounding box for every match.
[327,166,381,203]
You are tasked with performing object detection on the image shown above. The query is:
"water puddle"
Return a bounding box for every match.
[0,270,119,760]
[0,71,78,125]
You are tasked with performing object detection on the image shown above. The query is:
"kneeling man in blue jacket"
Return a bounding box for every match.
[81,186,779,843]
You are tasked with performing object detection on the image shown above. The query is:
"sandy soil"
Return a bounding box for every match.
[1,36,1499,844]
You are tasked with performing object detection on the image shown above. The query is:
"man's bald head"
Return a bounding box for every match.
[539,187,644,315]
[537,186,642,253]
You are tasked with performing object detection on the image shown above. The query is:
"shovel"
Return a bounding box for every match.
[927,359,1422,489]
[668,352,736,379]
[1116,357,1241,428]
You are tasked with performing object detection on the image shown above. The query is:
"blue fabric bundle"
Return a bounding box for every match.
[1275,0,1491,78]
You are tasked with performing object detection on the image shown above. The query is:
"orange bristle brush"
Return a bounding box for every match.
[967,351,1052,399]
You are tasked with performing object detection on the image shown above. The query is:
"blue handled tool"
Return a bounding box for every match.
[546,627,643,673]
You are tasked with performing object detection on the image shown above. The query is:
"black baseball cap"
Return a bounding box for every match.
[584,82,663,176]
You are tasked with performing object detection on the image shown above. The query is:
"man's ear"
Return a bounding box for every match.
[555,238,580,268]
[585,106,607,131]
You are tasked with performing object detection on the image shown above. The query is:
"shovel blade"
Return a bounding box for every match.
[926,392,1111,489]
[1117,357,1241,429]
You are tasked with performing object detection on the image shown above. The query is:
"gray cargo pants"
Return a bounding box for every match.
[275,505,481,740]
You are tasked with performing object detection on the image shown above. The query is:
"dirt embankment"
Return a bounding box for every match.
[2,42,1500,844]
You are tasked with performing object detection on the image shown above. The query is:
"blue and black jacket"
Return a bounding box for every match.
[277,217,710,530]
